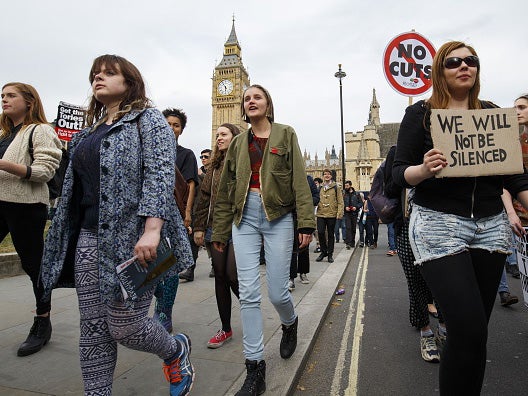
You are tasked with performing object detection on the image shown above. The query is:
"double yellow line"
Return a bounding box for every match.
[330,246,369,396]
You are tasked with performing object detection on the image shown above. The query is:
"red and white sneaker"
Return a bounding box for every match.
[207,329,233,349]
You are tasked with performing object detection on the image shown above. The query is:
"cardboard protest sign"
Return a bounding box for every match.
[514,230,528,308]
[431,108,522,177]
[55,101,86,142]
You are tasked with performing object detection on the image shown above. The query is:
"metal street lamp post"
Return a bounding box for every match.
[334,64,346,185]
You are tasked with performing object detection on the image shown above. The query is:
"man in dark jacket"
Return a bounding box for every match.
[343,181,363,249]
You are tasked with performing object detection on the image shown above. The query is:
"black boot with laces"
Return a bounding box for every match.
[235,359,266,396]
[17,316,52,357]
[280,316,298,359]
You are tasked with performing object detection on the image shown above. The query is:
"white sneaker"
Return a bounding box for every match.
[288,279,295,292]
[299,274,310,284]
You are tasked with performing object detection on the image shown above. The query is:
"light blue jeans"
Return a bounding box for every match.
[232,192,296,361]
[498,268,509,293]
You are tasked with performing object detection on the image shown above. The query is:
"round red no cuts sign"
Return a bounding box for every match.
[383,31,436,97]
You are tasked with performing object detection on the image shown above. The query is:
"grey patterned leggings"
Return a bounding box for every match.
[75,229,178,395]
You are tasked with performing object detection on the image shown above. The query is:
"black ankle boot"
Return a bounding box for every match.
[280,316,298,359]
[179,265,195,281]
[236,359,266,396]
[17,316,52,357]
[315,252,327,262]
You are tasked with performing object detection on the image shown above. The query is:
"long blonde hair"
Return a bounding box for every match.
[0,82,48,137]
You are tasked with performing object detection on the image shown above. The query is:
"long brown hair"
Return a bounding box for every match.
[428,41,481,110]
[0,82,48,137]
[241,84,275,123]
[86,55,151,126]
[211,123,241,169]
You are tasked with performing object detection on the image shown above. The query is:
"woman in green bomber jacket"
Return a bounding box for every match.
[212,84,316,396]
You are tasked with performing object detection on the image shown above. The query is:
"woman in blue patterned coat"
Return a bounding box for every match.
[39,55,195,396]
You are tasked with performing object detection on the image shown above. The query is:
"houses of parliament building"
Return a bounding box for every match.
[211,20,399,192]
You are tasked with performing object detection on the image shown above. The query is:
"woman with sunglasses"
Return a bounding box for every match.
[393,41,528,395]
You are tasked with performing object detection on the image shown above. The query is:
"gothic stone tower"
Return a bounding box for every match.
[344,89,383,191]
[211,19,250,145]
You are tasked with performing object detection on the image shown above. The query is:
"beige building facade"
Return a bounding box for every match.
[304,146,343,184]
[304,90,400,191]
[344,89,400,191]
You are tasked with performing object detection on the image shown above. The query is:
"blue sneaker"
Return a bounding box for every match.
[163,333,194,395]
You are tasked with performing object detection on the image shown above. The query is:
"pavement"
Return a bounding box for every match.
[0,240,353,395]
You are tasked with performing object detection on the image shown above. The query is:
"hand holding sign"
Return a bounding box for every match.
[423,148,447,176]
[431,108,522,177]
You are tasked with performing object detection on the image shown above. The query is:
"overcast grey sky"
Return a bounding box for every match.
[2,0,526,160]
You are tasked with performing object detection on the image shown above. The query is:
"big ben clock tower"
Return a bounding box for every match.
[211,18,250,145]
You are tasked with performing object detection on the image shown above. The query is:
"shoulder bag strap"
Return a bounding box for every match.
[27,125,38,162]
[249,130,264,159]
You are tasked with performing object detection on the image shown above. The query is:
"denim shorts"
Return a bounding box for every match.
[409,204,512,265]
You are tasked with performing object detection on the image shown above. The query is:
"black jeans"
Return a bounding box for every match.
[420,249,504,395]
[365,217,379,246]
[0,201,50,314]
[344,213,357,246]
[317,217,336,255]
[290,234,310,278]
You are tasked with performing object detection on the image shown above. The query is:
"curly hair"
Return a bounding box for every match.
[162,108,187,130]
[87,54,151,126]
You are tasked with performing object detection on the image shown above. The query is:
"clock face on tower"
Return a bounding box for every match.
[218,79,233,95]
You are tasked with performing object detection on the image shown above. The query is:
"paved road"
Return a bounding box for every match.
[0,242,351,395]
[2,227,526,395]
[295,227,528,395]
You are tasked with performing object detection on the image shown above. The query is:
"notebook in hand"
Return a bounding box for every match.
[116,238,176,302]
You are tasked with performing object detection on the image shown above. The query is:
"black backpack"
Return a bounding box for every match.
[28,125,69,200]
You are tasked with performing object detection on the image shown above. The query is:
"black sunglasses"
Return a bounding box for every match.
[199,155,210,159]
[444,55,479,69]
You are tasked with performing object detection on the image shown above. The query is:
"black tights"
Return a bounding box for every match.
[420,249,505,396]
[0,201,49,315]
[208,241,239,332]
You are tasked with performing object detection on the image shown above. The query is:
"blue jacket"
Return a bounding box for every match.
[40,108,193,303]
